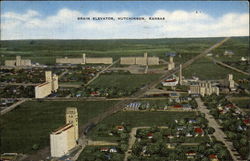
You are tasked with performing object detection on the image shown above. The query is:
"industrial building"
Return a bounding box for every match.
[56,53,113,64]
[50,107,78,158]
[189,81,219,96]
[120,53,159,65]
[168,56,175,70]
[162,77,179,86]
[5,56,31,67]
[227,74,235,90]
[35,71,58,98]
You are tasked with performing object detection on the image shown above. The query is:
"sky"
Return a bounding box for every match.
[1,1,249,40]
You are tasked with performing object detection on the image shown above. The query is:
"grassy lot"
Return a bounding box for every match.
[183,57,247,80]
[89,73,161,91]
[231,99,250,109]
[0,37,225,65]
[88,111,197,141]
[0,100,118,154]
[77,146,124,161]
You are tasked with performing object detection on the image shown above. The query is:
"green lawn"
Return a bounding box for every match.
[90,73,161,91]
[0,100,118,154]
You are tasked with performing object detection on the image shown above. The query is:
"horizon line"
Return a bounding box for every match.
[1,35,249,41]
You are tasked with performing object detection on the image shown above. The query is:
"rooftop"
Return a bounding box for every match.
[51,123,73,135]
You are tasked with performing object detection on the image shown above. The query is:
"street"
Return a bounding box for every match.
[195,97,243,161]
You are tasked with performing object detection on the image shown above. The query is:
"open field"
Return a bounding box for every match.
[0,37,226,65]
[0,100,118,154]
[89,73,161,91]
[183,57,247,80]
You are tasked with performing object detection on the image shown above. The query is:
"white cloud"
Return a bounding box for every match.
[1,8,249,40]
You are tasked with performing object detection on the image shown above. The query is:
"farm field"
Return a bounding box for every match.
[212,37,249,62]
[0,100,118,154]
[183,57,246,80]
[89,73,161,91]
[0,37,226,65]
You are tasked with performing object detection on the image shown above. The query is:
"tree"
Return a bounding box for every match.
[239,138,248,146]
[120,133,129,140]
[120,143,128,152]
[207,127,215,134]
[132,143,143,156]
[147,143,160,154]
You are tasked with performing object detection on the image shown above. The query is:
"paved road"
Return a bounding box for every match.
[1,99,29,115]
[87,140,118,146]
[83,59,119,87]
[195,98,242,161]
[123,126,170,161]
[124,126,149,161]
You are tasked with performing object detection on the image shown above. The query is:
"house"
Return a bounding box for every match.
[147,133,153,139]
[90,91,100,97]
[173,105,183,109]
[240,57,247,61]
[189,119,197,124]
[165,52,177,57]
[177,126,184,131]
[142,146,147,153]
[169,93,179,98]
[167,135,174,139]
[225,104,235,109]
[209,154,219,161]
[179,97,191,102]
[194,128,204,136]
[186,133,193,137]
[100,147,109,152]
[166,143,176,149]
[183,104,192,110]
[206,53,213,57]
[243,119,250,126]
[116,125,124,131]
[186,151,196,159]
[141,146,150,156]
[224,50,234,56]
[109,147,117,153]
